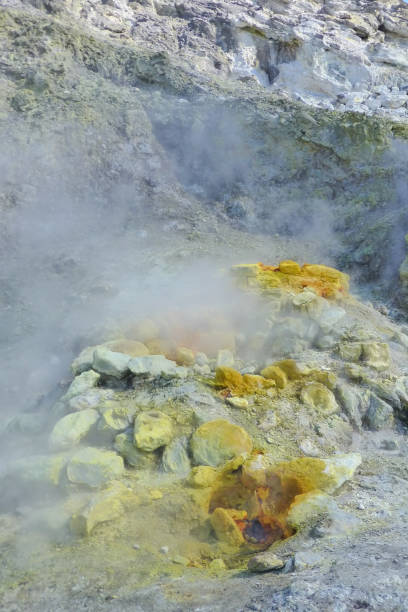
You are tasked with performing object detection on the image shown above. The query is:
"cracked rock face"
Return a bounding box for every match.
[4,0,408,118]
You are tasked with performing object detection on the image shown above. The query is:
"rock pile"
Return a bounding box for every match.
[2,260,408,573]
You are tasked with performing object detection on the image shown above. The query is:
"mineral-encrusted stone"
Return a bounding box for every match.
[210,507,245,546]
[248,551,285,572]
[361,342,390,371]
[114,432,158,469]
[189,465,219,488]
[335,382,363,430]
[226,396,249,409]
[175,347,195,366]
[287,491,338,530]
[162,437,191,476]
[321,453,362,492]
[260,365,288,389]
[67,447,125,487]
[364,393,394,431]
[133,410,174,451]
[93,347,130,378]
[49,409,99,451]
[97,407,129,441]
[301,382,339,415]
[190,419,252,467]
[338,342,363,362]
[70,481,134,536]
[63,370,101,401]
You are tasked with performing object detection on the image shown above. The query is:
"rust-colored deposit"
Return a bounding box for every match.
[209,455,332,550]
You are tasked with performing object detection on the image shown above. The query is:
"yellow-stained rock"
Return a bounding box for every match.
[300,382,339,415]
[189,466,220,488]
[274,453,361,495]
[306,369,337,390]
[175,346,195,366]
[286,490,337,530]
[190,419,253,467]
[361,342,390,371]
[210,507,245,546]
[231,262,349,299]
[261,365,288,389]
[273,359,303,380]
[70,481,135,536]
[279,260,301,275]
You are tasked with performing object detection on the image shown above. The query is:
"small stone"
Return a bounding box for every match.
[93,347,130,378]
[338,342,362,362]
[260,365,287,389]
[49,409,99,451]
[12,453,68,486]
[189,465,219,488]
[172,555,189,566]
[70,481,134,536]
[287,491,338,530]
[190,419,253,467]
[335,382,363,430]
[175,347,195,366]
[361,342,390,371]
[129,355,185,378]
[133,410,174,452]
[63,370,101,401]
[248,552,284,572]
[97,407,129,441]
[162,437,191,476]
[209,558,226,570]
[114,432,157,469]
[216,349,235,368]
[195,352,209,366]
[133,543,140,550]
[210,507,245,546]
[380,439,398,450]
[150,489,163,500]
[72,346,97,375]
[160,546,169,554]
[364,393,394,431]
[226,397,249,409]
[301,382,339,415]
[67,447,125,488]
[299,438,320,457]
[294,551,323,571]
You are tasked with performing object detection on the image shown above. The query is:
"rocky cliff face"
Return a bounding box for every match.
[1,0,408,297]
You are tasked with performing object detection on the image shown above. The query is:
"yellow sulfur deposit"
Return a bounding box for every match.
[214,367,275,396]
[231,261,349,298]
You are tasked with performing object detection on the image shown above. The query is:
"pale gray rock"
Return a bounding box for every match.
[162,437,191,476]
[93,347,130,378]
[67,447,125,487]
[62,370,100,401]
[248,552,284,573]
[129,355,186,378]
[364,393,394,431]
[49,409,99,451]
